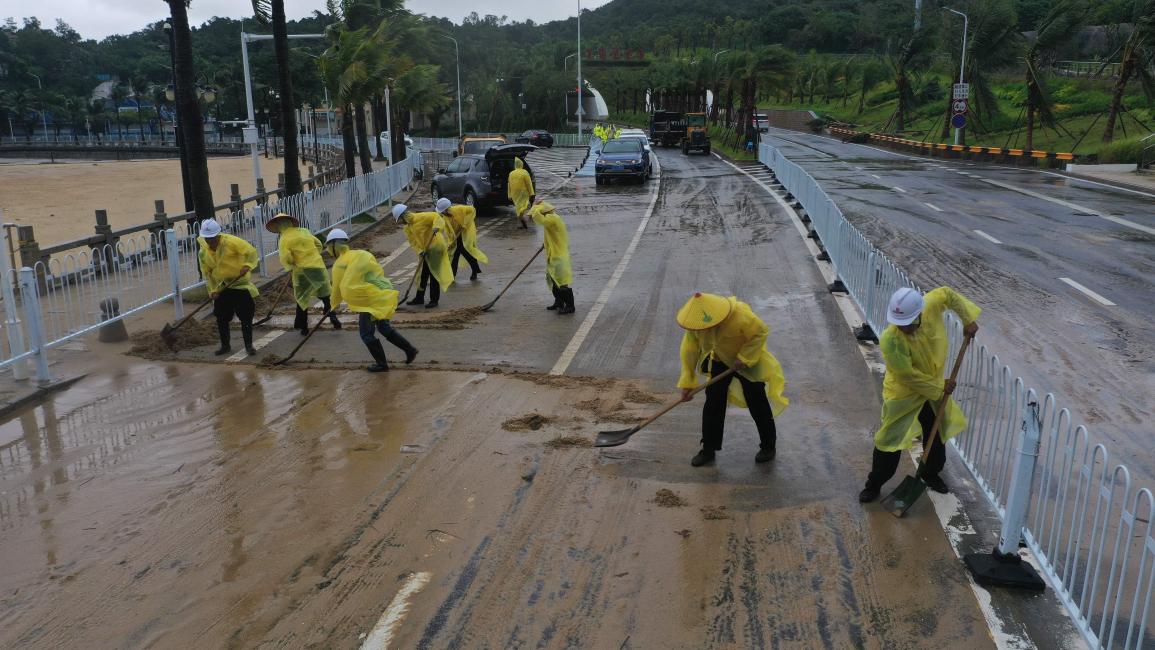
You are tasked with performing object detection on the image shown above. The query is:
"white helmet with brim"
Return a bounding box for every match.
[887,287,924,326]
[325,228,349,244]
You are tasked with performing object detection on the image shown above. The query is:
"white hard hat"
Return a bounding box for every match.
[391,204,408,221]
[324,228,349,244]
[198,219,222,238]
[887,287,924,326]
[435,197,452,213]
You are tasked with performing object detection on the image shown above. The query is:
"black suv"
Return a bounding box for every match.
[515,130,554,148]
[431,144,536,208]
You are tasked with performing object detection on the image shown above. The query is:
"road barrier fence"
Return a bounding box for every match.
[0,148,423,382]
[760,141,1154,650]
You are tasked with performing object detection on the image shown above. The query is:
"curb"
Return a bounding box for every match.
[0,373,87,420]
[1061,171,1155,196]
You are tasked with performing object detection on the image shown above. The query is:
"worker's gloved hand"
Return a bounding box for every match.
[731,360,748,371]
[963,322,979,339]
[238,266,251,276]
[944,378,957,395]
[680,388,694,402]
[209,291,220,300]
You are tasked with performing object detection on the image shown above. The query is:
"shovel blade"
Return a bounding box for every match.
[880,474,926,518]
[253,314,273,327]
[160,323,177,350]
[594,426,640,448]
[480,299,498,312]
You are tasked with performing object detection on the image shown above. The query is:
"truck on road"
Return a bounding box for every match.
[681,112,710,155]
[649,110,686,148]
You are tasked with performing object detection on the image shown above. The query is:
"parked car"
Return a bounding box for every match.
[617,129,652,152]
[595,138,651,185]
[431,144,537,208]
[458,134,507,155]
[515,129,554,148]
[378,131,414,153]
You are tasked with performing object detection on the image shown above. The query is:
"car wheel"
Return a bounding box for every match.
[464,188,476,207]
[432,184,441,201]
[703,146,711,156]
[595,176,603,186]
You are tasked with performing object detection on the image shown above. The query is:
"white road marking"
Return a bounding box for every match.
[924,202,945,212]
[981,177,1155,236]
[870,174,882,180]
[972,229,1003,244]
[891,186,907,193]
[1046,171,1155,199]
[378,242,411,268]
[226,329,284,363]
[549,176,662,376]
[1059,277,1116,306]
[359,571,432,650]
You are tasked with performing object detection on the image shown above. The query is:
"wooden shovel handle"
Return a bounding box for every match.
[633,367,739,435]
[481,244,544,311]
[920,336,973,464]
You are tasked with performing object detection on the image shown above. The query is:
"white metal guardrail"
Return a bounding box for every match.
[760,142,1155,649]
[0,148,423,380]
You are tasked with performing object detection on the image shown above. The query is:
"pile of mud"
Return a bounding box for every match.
[129,318,217,358]
[502,413,553,432]
[574,398,644,425]
[652,489,688,508]
[393,306,483,330]
[700,506,730,520]
[545,435,592,449]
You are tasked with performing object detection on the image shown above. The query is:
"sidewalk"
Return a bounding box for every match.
[1064,167,1155,194]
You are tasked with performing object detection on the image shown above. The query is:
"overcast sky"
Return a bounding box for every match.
[1,0,611,40]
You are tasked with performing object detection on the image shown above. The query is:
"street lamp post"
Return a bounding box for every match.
[441,35,463,139]
[576,0,583,136]
[163,22,194,212]
[28,74,49,142]
[564,52,577,71]
[945,7,968,146]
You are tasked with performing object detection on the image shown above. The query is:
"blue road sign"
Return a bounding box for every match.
[951,114,967,129]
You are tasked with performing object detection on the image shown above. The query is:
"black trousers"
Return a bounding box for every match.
[451,236,480,276]
[866,402,946,490]
[701,359,777,452]
[417,258,441,301]
[214,288,255,326]
[294,296,333,332]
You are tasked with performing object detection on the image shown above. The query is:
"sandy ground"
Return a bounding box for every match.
[0,155,310,246]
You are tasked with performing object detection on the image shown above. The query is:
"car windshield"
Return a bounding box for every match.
[602,141,641,154]
[462,139,504,155]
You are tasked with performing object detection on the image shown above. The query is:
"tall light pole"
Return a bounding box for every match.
[28,73,49,142]
[713,49,730,64]
[564,52,577,71]
[441,35,463,139]
[576,0,583,136]
[944,7,968,145]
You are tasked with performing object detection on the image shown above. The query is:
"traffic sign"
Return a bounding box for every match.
[953,83,969,100]
[951,114,967,129]
[952,99,969,115]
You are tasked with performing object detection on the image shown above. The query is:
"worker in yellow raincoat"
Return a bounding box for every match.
[508,157,535,228]
[197,218,259,356]
[676,292,788,467]
[267,213,342,336]
[393,203,454,309]
[859,286,980,503]
[435,197,488,281]
[324,228,417,372]
[528,200,575,314]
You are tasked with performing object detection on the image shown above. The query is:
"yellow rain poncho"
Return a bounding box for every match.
[444,205,489,265]
[507,158,534,217]
[331,248,398,321]
[404,211,455,291]
[198,233,259,298]
[529,202,572,288]
[277,226,331,310]
[874,286,981,452]
[677,296,789,415]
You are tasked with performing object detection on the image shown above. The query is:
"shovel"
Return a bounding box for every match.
[253,278,291,327]
[480,244,544,312]
[160,278,236,350]
[880,336,973,518]
[399,227,441,306]
[274,310,332,366]
[594,367,737,448]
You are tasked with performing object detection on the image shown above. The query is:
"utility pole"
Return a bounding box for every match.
[945,8,969,145]
[442,35,463,139]
[576,0,583,136]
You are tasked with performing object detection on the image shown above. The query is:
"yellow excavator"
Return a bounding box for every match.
[681,112,710,155]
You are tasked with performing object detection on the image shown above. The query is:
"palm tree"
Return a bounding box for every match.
[64,97,87,142]
[939,0,1023,141]
[130,76,150,141]
[253,0,303,195]
[886,29,933,133]
[110,83,129,141]
[166,0,215,220]
[151,84,170,145]
[727,46,795,146]
[393,63,451,145]
[1103,1,1155,143]
[856,58,887,115]
[87,99,107,143]
[1023,0,1088,151]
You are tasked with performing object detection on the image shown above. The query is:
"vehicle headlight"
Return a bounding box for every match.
[596,159,607,165]
[626,159,639,165]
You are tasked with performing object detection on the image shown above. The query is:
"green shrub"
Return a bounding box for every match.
[1097,138,1145,164]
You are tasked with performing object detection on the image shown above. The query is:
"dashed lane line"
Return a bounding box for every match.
[980,177,1155,237]
[359,571,432,650]
[1059,277,1116,306]
[972,229,1003,244]
[924,202,945,212]
[891,186,907,193]
[226,329,284,363]
[870,174,882,180]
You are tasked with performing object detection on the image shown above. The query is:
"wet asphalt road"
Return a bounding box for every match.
[762,128,1155,487]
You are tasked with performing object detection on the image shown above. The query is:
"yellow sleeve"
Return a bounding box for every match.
[404,224,420,251]
[330,258,345,306]
[312,234,324,256]
[198,244,220,294]
[677,331,701,389]
[278,235,295,271]
[881,332,945,401]
[736,306,769,367]
[935,286,981,325]
[239,238,259,271]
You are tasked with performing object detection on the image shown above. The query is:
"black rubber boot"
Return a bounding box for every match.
[546,286,563,311]
[407,289,425,306]
[365,340,390,372]
[859,484,881,503]
[242,324,256,356]
[425,280,440,309]
[328,312,342,329]
[384,329,418,364]
[691,448,715,467]
[557,287,576,315]
[755,447,776,463]
[214,320,231,356]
